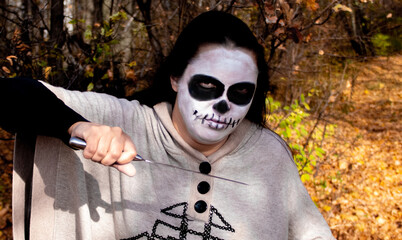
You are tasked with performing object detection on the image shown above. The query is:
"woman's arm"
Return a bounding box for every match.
[0,77,136,176]
[0,77,88,143]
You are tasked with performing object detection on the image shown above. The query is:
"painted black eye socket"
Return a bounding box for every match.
[227,82,256,105]
[188,74,224,101]
[189,74,255,105]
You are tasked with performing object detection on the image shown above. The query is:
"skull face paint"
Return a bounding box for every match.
[172,45,258,145]
[190,74,256,129]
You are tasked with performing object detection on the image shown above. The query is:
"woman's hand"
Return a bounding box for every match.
[68,121,137,176]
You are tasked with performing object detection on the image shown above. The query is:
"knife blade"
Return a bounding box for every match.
[69,137,248,185]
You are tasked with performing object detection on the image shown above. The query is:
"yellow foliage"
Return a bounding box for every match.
[303,56,402,239]
[305,0,319,11]
[44,66,52,80]
[322,205,331,212]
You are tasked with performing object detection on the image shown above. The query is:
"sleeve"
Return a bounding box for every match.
[0,77,88,144]
[39,81,148,130]
[287,164,336,240]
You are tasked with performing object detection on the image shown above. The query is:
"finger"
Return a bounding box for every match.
[113,163,136,177]
[100,137,124,166]
[92,136,112,162]
[116,139,137,165]
[82,136,100,159]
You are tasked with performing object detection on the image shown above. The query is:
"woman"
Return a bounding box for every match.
[1,11,334,239]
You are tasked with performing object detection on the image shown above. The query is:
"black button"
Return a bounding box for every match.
[194,200,207,213]
[199,162,211,174]
[197,181,210,194]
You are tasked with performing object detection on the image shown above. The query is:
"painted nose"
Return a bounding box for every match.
[213,100,230,114]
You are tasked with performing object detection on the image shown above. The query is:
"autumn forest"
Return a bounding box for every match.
[0,0,401,239]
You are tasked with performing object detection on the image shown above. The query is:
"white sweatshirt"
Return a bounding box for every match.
[12,82,335,239]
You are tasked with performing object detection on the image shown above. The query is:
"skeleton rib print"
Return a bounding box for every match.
[122,202,235,240]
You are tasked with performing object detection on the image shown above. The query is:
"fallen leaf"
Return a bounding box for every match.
[6,55,17,66]
[44,66,52,79]
[2,66,10,73]
[333,3,353,13]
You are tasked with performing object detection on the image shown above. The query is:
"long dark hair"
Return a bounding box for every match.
[132,11,270,126]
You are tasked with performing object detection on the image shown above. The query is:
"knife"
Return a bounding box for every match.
[69,137,248,185]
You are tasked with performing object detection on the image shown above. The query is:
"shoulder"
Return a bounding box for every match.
[250,126,293,160]
[232,122,295,168]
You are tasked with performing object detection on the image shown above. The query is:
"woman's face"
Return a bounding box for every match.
[171,44,258,145]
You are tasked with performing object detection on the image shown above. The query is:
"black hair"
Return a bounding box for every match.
[132,11,269,126]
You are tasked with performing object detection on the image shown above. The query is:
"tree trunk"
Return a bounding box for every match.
[0,0,7,40]
[340,0,375,57]
[20,0,33,78]
[136,0,164,65]
[50,0,65,46]
[49,0,65,84]
[93,0,104,25]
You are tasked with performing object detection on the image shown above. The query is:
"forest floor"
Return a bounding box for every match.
[305,55,402,239]
[0,126,13,238]
[0,55,401,239]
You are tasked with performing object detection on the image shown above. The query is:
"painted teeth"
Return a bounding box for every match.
[208,122,225,130]
[193,110,241,129]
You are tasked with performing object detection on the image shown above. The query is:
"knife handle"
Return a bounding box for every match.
[69,136,87,150]
[69,136,144,162]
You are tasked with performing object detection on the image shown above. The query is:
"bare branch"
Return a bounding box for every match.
[30,0,51,33]
[224,0,237,12]
[0,137,15,141]
[121,6,146,23]
[301,0,339,31]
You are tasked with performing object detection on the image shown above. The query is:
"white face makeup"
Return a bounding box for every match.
[172,45,258,145]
